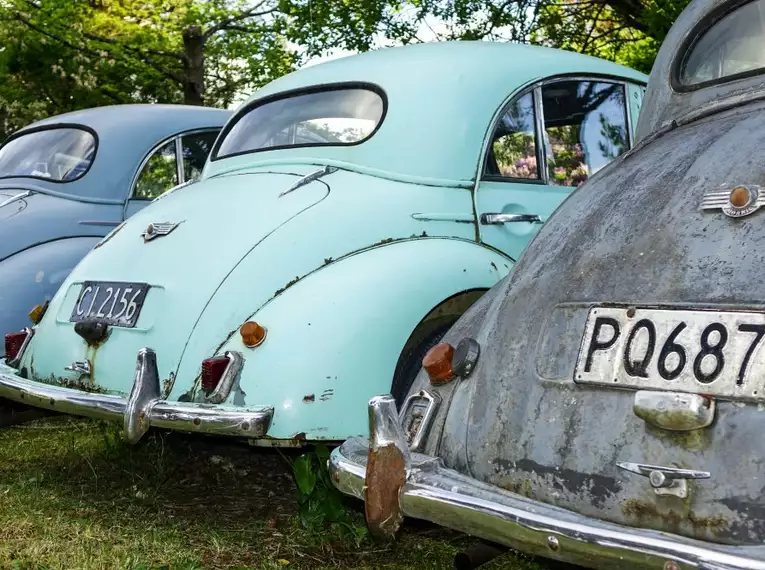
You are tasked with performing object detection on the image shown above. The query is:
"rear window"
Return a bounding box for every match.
[679,0,765,87]
[215,86,385,159]
[0,127,96,182]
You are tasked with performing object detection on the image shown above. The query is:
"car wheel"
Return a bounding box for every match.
[391,320,455,408]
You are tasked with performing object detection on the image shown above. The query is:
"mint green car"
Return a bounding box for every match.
[0,42,646,446]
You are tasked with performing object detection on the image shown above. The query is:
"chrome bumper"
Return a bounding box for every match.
[0,348,273,444]
[329,395,765,570]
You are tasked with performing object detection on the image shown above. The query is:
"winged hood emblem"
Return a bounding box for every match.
[701,184,764,218]
[142,221,182,242]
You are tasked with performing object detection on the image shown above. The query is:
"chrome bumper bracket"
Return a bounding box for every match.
[125,348,162,444]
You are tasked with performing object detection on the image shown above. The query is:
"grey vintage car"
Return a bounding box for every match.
[330,0,765,568]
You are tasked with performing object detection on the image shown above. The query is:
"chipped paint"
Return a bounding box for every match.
[273,275,301,298]
[302,393,315,403]
[319,389,334,402]
[161,372,176,399]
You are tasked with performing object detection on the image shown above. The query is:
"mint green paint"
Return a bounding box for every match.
[15,42,647,443]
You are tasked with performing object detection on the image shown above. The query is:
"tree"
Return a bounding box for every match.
[0,0,396,136]
[350,0,691,73]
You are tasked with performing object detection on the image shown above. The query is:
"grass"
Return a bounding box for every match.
[0,416,560,570]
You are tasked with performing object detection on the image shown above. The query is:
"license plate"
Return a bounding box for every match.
[574,306,765,400]
[69,281,150,328]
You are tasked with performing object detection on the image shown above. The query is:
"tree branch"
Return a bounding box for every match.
[204,2,276,39]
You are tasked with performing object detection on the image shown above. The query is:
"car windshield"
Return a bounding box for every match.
[680,0,765,86]
[0,127,96,182]
[216,87,385,159]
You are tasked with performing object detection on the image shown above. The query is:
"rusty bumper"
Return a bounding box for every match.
[0,348,273,443]
[329,395,765,570]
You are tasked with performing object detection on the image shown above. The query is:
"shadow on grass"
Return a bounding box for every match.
[0,417,554,570]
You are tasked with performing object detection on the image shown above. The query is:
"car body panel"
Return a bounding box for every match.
[447,103,765,545]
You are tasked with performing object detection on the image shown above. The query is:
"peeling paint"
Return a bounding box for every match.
[273,275,301,298]
[302,394,315,403]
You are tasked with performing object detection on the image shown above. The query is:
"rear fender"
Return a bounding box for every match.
[0,237,100,346]
[189,238,512,442]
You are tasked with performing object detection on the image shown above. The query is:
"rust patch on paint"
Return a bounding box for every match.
[302,394,315,403]
[365,443,405,539]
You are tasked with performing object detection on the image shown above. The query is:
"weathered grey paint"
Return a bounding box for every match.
[409,0,765,547]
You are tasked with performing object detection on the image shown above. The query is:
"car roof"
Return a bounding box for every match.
[5,104,231,201]
[207,41,647,185]
[635,0,765,143]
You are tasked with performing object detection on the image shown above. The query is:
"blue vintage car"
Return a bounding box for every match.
[0,42,645,445]
[0,104,230,353]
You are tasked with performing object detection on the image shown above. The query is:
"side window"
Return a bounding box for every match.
[133,140,178,199]
[542,80,628,187]
[485,92,539,179]
[182,130,219,182]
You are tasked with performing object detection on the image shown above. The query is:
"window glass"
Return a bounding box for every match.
[542,80,628,187]
[133,140,178,199]
[216,88,385,158]
[681,0,765,86]
[485,92,538,179]
[182,130,219,182]
[0,128,95,182]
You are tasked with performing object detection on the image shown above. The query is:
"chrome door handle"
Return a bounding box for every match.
[480,213,542,225]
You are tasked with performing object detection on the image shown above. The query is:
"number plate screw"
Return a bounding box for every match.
[547,536,560,551]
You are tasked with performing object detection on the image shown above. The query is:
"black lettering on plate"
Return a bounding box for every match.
[737,323,765,386]
[584,316,620,373]
[657,322,687,381]
[693,322,727,384]
[623,319,656,378]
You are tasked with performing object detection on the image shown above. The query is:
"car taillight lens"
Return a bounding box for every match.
[5,330,28,362]
[201,355,228,393]
[423,342,455,385]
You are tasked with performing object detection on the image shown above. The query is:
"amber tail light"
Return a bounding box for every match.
[423,337,480,385]
[201,355,229,393]
[4,330,29,362]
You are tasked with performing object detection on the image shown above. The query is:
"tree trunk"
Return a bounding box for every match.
[182,26,205,106]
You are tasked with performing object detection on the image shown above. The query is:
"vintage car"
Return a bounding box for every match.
[329,0,765,568]
[0,42,645,446]
[0,104,230,354]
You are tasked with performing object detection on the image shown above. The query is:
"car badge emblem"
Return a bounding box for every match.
[142,221,182,242]
[701,184,763,218]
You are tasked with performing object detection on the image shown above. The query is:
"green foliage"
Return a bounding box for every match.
[288,444,369,546]
[0,0,687,140]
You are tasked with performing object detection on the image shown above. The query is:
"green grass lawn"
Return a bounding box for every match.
[0,416,558,570]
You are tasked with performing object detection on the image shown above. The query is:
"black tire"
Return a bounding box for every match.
[391,320,455,408]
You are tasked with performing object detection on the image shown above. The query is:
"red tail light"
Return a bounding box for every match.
[201,355,228,393]
[5,330,28,361]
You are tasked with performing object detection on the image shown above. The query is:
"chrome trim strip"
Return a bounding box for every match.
[205,350,243,404]
[0,348,272,444]
[329,397,765,570]
[399,389,440,451]
[0,190,31,209]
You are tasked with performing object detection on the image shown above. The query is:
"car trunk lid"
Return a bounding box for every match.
[23,167,331,395]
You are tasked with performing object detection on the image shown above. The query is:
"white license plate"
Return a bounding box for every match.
[574,306,765,400]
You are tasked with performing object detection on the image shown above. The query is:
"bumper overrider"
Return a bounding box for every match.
[329,395,765,570]
[0,347,273,443]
